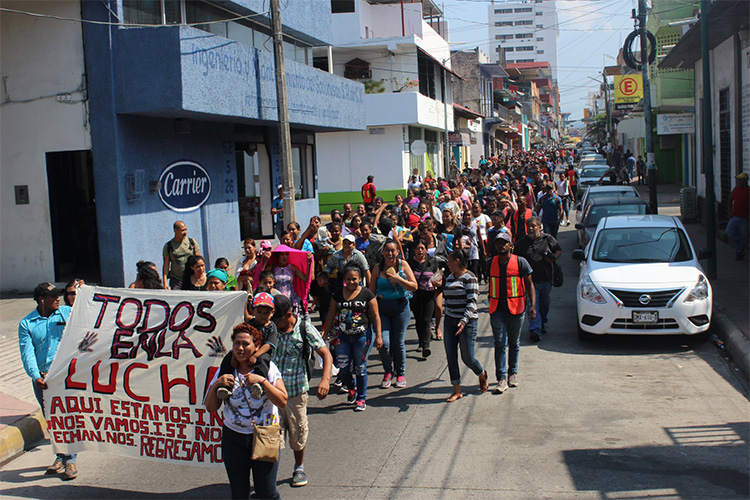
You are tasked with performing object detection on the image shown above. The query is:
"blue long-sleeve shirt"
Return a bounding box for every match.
[18,305,72,380]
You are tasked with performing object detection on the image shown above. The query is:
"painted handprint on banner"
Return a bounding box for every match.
[77,331,98,353]
[206,335,227,357]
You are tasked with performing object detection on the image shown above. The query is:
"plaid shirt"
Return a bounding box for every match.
[272,317,326,398]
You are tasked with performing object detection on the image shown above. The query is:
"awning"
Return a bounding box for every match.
[660,0,750,69]
[453,102,483,118]
[418,47,465,80]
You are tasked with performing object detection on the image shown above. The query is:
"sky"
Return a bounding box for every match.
[439,0,636,123]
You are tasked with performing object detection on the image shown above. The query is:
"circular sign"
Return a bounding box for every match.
[619,76,639,97]
[410,140,427,156]
[158,161,212,212]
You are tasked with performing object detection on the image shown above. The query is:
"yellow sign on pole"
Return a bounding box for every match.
[614,74,643,104]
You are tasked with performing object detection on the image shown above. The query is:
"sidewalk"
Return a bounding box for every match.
[635,182,750,379]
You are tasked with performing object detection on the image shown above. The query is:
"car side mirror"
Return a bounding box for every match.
[571,249,586,261]
[575,223,585,230]
[697,248,712,260]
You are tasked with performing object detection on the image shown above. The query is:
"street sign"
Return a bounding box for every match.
[614,75,643,104]
[657,113,695,135]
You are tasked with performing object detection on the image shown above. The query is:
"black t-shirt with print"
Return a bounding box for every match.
[332,287,375,336]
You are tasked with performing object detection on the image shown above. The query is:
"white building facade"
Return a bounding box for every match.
[316,0,456,212]
[488,0,558,81]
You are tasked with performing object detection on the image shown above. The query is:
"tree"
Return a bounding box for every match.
[585,113,607,144]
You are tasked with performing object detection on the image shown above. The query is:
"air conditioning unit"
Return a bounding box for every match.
[680,186,697,221]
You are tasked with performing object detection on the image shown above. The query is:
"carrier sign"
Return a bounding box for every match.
[158,161,212,212]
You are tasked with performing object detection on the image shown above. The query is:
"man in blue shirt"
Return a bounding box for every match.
[18,282,77,479]
[271,184,284,239]
[535,184,563,239]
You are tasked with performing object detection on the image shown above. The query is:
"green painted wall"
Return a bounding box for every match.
[318,189,407,214]
[654,133,683,184]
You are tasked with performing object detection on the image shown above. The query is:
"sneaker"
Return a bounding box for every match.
[216,386,232,401]
[493,379,509,394]
[509,374,519,387]
[291,469,307,487]
[355,400,366,412]
[529,330,541,342]
[250,383,264,400]
[63,462,78,481]
[381,373,393,389]
[346,389,356,404]
[422,347,431,359]
[394,375,407,388]
[332,376,343,390]
[46,458,64,475]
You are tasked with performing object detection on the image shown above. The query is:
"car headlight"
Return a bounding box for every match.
[684,274,709,302]
[580,275,606,304]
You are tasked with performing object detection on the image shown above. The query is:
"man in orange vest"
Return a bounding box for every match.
[488,232,535,394]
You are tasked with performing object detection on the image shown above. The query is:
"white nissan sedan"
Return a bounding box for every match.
[572,215,712,341]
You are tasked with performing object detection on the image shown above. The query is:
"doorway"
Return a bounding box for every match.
[45,150,101,283]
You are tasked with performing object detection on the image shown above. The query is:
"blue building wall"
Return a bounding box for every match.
[81,1,364,286]
[231,0,332,44]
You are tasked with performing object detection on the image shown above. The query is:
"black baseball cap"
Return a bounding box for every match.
[33,282,63,300]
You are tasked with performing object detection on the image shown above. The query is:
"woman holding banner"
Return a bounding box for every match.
[205,323,288,500]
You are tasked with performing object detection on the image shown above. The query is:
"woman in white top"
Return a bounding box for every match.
[554,172,573,226]
[205,323,288,500]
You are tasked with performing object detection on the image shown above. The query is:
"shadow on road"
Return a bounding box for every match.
[562,422,750,499]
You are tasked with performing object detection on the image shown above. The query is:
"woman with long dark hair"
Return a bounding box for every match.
[182,255,208,291]
[129,261,162,289]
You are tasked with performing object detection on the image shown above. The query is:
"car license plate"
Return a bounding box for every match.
[632,311,658,324]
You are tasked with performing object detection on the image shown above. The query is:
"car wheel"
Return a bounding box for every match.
[577,323,596,342]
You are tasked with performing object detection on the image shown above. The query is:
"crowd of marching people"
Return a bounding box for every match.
[22,146,582,497]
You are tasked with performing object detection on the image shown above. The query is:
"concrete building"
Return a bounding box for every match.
[315,0,457,212]
[488,0,558,81]
[0,0,365,291]
[660,0,749,228]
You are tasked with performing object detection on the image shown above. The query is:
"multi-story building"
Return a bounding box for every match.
[504,61,561,145]
[488,0,558,81]
[315,0,457,212]
[0,0,365,290]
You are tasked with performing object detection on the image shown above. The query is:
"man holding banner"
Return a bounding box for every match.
[18,282,77,479]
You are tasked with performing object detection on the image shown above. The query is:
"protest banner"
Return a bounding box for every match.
[43,286,247,467]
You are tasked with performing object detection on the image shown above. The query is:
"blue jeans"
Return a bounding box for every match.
[378,298,410,377]
[222,426,280,500]
[33,381,76,464]
[442,316,484,385]
[543,221,560,239]
[528,280,552,335]
[337,330,373,401]
[490,310,526,381]
[725,216,749,256]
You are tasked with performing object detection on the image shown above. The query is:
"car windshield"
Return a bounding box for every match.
[592,227,693,263]
[585,204,648,227]
[581,167,609,179]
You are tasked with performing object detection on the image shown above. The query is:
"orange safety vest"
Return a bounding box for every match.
[488,254,526,315]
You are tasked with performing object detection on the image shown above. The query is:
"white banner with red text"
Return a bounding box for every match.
[43,285,247,467]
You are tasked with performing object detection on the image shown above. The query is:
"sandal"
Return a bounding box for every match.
[435,328,443,341]
[446,392,463,403]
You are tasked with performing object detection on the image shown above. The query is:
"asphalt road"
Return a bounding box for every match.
[1,225,748,499]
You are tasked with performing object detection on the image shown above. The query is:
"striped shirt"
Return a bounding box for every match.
[444,271,479,325]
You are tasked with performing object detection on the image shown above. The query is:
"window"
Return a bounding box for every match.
[495,21,514,27]
[418,51,436,99]
[517,58,534,62]
[515,33,533,39]
[516,20,533,26]
[517,46,534,52]
[343,58,371,79]
[536,11,543,16]
[537,50,544,54]
[537,37,544,41]
[494,8,513,14]
[331,0,355,13]
[504,47,514,52]
[536,24,544,29]
[515,7,532,13]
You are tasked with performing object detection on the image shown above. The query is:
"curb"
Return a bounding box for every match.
[713,306,750,382]
[0,410,47,465]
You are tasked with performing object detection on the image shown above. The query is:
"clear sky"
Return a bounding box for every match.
[440,0,635,123]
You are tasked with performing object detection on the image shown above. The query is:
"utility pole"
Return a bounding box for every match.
[602,69,612,146]
[270,0,296,226]
[637,0,657,213]
[701,0,716,278]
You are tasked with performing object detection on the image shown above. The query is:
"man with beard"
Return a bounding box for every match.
[487,233,536,394]
[514,217,561,342]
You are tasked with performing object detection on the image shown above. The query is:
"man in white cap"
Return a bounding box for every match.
[487,232,536,394]
[271,184,284,239]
